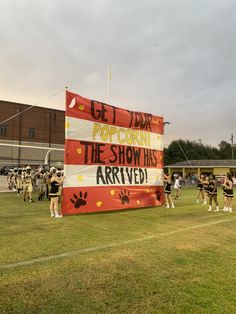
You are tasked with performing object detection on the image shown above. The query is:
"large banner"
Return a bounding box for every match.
[61,90,164,214]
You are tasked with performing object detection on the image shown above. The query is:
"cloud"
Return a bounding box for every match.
[0,0,236,146]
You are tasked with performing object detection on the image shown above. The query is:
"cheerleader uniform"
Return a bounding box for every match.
[208,180,217,196]
[197,179,204,190]
[49,180,59,197]
[204,181,209,195]
[164,182,172,194]
[222,185,226,196]
[224,181,234,198]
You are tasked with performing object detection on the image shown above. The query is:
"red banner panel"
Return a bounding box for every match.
[62,90,164,214]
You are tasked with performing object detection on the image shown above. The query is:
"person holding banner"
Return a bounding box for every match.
[163,173,175,208]
[49,172,64,218]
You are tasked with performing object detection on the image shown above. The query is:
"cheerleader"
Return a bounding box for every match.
[221,175,228,211]
[203,175,210,205]
[196,174,205,203]
[223,173,234,212]
[163,174,175,208]
[49,171,64,218]
[208,174,219,212]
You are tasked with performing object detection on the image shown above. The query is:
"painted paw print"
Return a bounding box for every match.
[70,192,87,208]
[155,190,161,201]
[119,189,130,204]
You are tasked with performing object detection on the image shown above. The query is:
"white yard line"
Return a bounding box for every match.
[1,217,236,270]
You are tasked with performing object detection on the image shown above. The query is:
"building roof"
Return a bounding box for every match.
[0,99,64,113]
[166,160,236,168]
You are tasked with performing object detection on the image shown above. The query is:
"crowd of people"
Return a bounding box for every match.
[4,167,235,216]
[7,166,64,218]
[164,172,234,212]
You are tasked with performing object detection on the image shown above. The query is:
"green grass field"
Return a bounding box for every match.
[1,187,236,314]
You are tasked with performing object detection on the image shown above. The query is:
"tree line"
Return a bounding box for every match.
[164,140,236,166]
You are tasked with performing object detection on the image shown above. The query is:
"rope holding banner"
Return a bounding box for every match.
[0,88,65,126]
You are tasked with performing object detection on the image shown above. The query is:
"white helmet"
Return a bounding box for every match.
[50,167,56,173]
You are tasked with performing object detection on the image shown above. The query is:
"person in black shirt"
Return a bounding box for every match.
[208,174,219,212]
[196,174,205,204]
[49,171,64,218]
[223,173,234,212]
[163,173,175,208]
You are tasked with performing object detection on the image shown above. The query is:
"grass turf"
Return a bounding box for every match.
[0,187,236,313]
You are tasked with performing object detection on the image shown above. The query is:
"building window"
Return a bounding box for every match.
[29,128,35,138]
[0,125,7,136]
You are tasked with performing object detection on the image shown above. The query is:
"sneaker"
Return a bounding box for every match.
[50,213,55,217]
[196,200,199,204]
[203,201,207,205]
[208,208,212,212]
[55,215,62,218]
[166,205,170,208]
[171,204,175,208]
[228,208,232,213]
[214,209,219,212]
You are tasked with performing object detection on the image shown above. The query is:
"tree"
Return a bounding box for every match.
[218,141,232,159]
[164,139,223,166]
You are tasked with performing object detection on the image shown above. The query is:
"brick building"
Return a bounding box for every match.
[0,100,65,168]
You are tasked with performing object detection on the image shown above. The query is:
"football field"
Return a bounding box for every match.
[1,187,236,313]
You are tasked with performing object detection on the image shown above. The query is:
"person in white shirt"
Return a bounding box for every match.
[174,175,182,199]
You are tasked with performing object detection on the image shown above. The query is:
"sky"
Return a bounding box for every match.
[1,0,236,147]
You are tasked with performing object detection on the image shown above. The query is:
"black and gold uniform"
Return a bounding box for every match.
[197,178,204,191]
[208,179,217,195]
[49,180,59,198]
[222,183,226,196]
[164,182,172,194]
[203,178,209,194]
[224,180,234,198]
